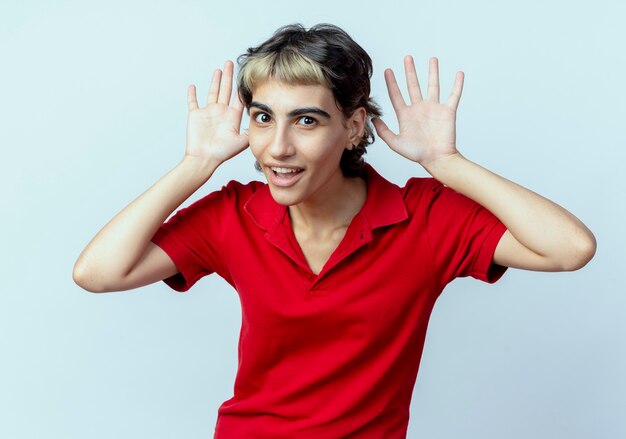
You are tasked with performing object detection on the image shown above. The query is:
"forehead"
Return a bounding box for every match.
[250,79,339,111]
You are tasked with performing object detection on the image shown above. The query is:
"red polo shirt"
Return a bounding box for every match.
[151,164,508,438]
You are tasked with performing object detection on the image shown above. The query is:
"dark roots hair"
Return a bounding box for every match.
[237,23,382,177]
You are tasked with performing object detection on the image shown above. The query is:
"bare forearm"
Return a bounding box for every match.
[423,152,596,262]
[374,56,595,270]
[74,155,220,282]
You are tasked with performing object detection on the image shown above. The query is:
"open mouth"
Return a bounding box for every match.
[270,166,304,176]
[268,166,304,187]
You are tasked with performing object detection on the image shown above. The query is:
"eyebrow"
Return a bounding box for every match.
[249,101,331,119]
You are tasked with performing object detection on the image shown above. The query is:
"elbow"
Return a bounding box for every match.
[560,231,597,271]
[72,261,107,293]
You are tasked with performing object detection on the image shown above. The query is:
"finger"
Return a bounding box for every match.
[427,57,440,103]
[445,71,464,111]
[232,90,244,113]
[404,55,423,103]
[384,68,407,115]
[187,85,199,111]
[217,60,234,105]
[206,68,222,105]
[232,91,245,127]
[372,117,398,147]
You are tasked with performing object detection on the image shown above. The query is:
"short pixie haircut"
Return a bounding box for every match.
[237,23,382,177]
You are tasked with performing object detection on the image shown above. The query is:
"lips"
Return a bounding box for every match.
[266,165,304,187]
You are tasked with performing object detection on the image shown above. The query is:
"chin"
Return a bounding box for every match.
[267,186,302,207]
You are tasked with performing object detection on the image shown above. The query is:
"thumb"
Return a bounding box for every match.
[372,117,398,147]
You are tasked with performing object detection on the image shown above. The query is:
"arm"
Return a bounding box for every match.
[373,56,596,272]
[73,61,249,292]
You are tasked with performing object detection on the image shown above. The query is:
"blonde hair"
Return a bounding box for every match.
[237,51,331,94]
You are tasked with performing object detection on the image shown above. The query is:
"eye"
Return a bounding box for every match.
[253,112,271,124]
[297,116,317,126]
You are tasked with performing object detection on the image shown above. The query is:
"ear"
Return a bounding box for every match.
[348,107,367,144]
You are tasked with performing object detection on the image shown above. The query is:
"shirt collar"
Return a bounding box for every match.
[243,163,408,232]
[360,163,409,229]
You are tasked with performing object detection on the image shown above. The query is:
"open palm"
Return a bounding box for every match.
[373,56,464,168]
[185,60,249,164]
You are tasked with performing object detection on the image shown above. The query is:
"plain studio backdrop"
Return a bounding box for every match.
[1,0,624,438]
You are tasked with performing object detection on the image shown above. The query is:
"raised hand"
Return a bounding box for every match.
[372,56,464,169]
[185,60,249,164]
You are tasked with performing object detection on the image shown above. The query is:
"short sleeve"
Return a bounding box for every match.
[150,183,237,292]
[420,178,508,287]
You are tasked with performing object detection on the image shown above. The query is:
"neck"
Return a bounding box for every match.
[288,174,367,233]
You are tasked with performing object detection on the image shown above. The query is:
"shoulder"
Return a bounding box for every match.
[401,176,471,204]
[221,179,266,195]
[401,176,442,193]
[198,179,266,205]
[399,176,448,208]
[176,180,266,221]
[397,176,483,223]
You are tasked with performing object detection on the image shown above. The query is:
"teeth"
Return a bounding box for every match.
[271,167,300,174]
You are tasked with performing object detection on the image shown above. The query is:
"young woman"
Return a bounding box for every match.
[73,23,596,438]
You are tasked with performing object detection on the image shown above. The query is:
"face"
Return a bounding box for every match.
[247,79,364,207]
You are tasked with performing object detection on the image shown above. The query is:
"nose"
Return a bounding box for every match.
[267,123,295,160]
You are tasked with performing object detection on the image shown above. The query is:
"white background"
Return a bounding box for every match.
[1,0,624,437]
